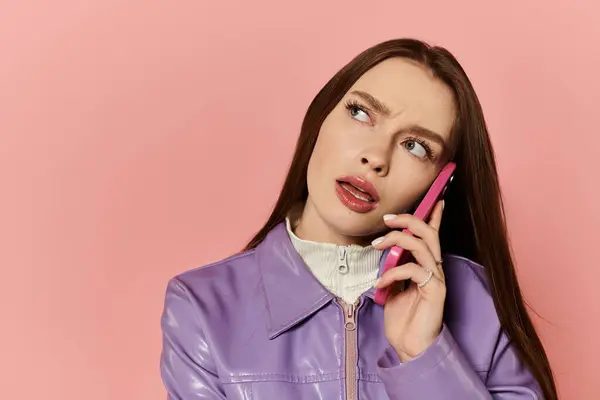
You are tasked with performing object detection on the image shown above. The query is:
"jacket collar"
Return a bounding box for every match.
[255,222,388,339]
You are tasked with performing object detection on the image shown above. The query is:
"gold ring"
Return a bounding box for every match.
[418,269,434,288]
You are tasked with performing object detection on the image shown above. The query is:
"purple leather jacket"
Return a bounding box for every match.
[160,222,542,399]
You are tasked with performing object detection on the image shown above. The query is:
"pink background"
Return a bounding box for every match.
[1,1,598,398]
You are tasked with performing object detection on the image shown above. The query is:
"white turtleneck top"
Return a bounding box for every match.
[285,217,383,304]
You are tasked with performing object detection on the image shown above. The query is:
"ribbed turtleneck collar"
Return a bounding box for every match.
[284,217,383,304]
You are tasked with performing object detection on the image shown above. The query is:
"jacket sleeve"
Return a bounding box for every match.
[160,278,227,399]
[376,323,543,399]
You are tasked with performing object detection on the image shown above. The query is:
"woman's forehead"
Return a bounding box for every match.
[347,58,456,139]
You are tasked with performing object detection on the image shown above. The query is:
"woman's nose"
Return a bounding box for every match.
[360,154,389,176]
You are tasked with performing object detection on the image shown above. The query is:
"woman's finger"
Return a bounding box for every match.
[426,200,445,279]
[427,200,445,233]
[374,262,444,294]
[372,230,444,282]
[382,206,443,263]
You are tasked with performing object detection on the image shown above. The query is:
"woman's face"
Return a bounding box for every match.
[298,57,456,245]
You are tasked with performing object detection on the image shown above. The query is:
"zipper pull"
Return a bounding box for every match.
[339,246,347,261]
[343,301,357,331]
[338,246,349,274]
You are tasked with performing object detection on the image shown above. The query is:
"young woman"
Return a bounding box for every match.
[160,38,557,399]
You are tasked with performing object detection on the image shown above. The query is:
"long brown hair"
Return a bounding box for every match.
[244,38,557,399]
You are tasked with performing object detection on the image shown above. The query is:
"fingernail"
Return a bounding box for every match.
[383,214,396,221]
[442,200,445,210]
[371,236,385,246]
[373,278,382,288]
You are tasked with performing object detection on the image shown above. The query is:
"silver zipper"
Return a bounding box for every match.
[338,246,349,274]
[338,297,360,400]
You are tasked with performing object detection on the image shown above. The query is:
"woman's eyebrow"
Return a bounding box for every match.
[350,90,447,150]
[350,90,392,116]
[403,125,447,151]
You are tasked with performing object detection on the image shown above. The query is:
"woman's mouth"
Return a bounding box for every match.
[338,181,375,202]
[335,176,379,213]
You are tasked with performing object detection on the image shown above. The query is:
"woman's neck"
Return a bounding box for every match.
[292,200,378,247]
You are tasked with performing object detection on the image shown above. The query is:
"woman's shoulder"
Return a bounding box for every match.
[441,254,503,366]
[442,253,490,292]
[178,248,257,280]
[164,248,261,304]
[442,253,494,308]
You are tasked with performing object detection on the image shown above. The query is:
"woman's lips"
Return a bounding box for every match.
[335,176,379,213]
[336,176,380,201]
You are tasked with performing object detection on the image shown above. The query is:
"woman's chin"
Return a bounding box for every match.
[325,211,387,242]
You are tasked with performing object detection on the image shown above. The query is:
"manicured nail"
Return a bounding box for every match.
[383,214,396,221]
[373,278,382,288]
[442,200,445,210]
[371,236,385,246]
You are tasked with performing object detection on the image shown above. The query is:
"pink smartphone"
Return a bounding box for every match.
[373,162,456,306]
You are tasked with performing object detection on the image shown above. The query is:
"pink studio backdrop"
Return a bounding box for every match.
[1,1,598,399]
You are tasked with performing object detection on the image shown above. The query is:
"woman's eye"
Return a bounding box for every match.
[404,140,427,158]
[349,106,371,123]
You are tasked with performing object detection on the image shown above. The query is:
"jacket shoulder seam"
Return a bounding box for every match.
[444,254,490,291]
[444,253,485,271]
[177,249,256,277]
